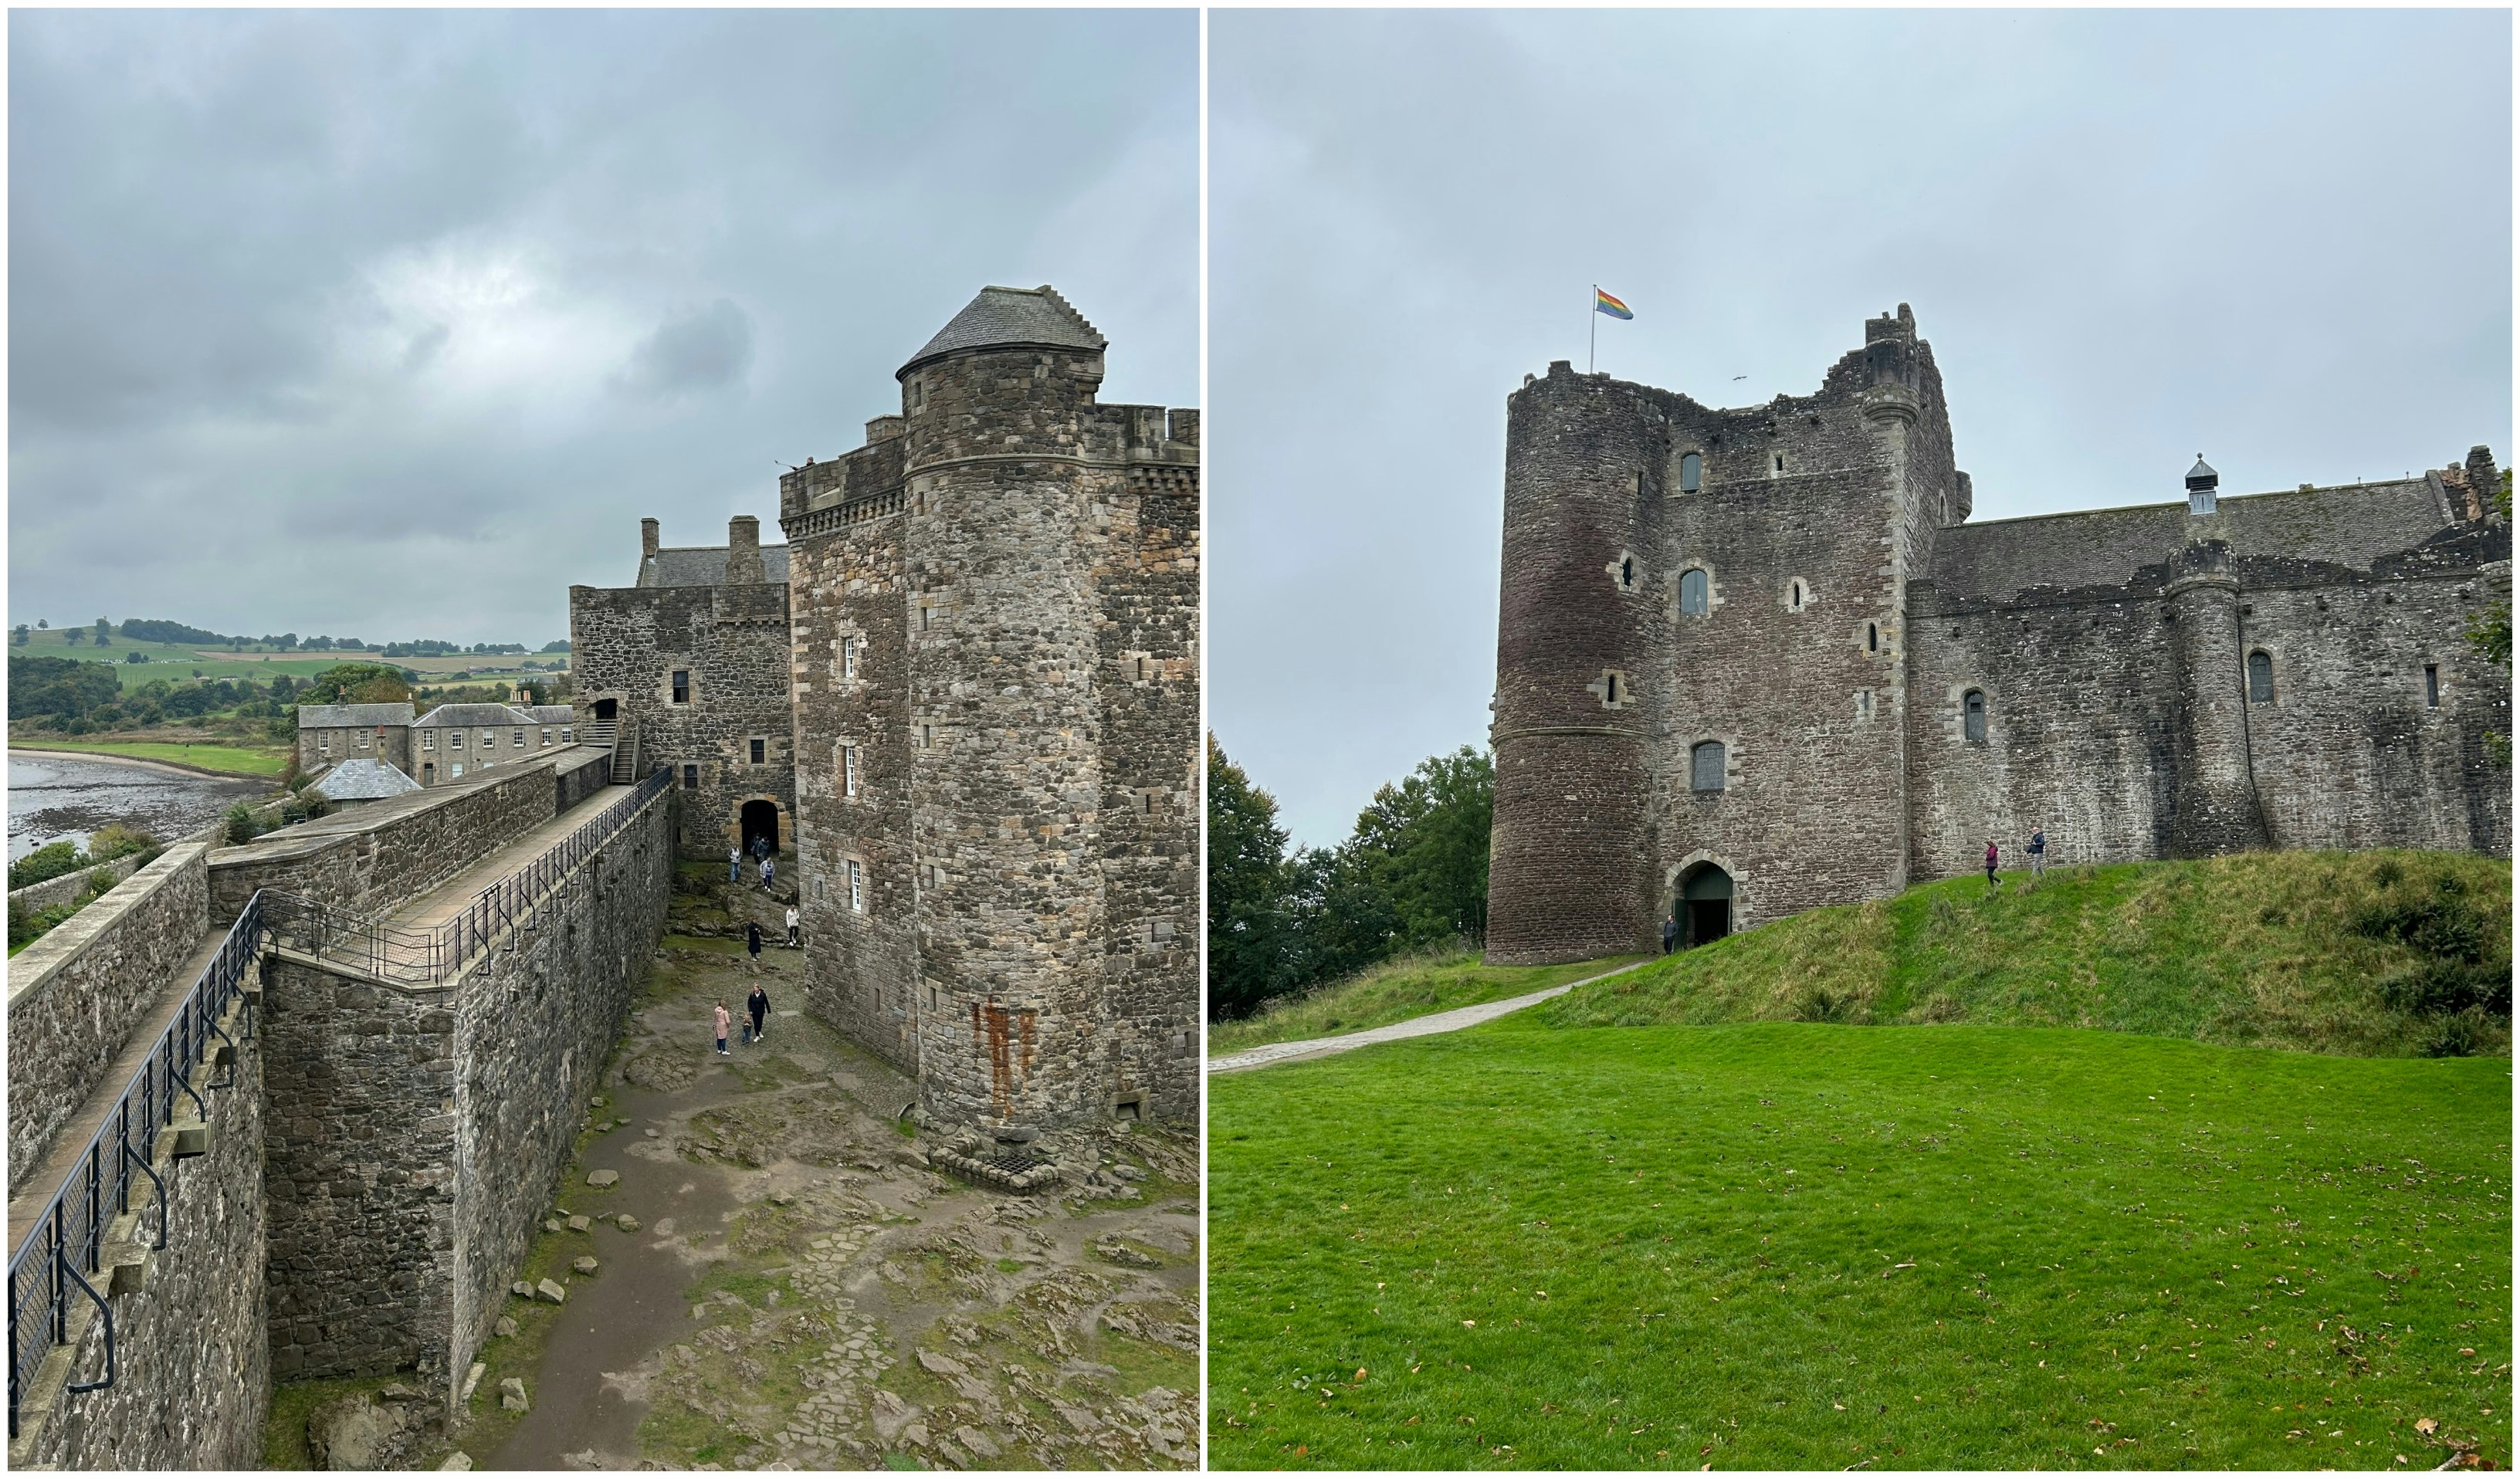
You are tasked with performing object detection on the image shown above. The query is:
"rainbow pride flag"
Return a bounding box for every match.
[1594,287,1633,320]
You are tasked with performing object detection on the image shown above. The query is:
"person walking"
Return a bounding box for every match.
[728,845,742,883]
[746,919,764,979]
[713,1000,731,1056]
[1661,912,1679,955]
[751,833,771,865]
[2027,824,2048,880]
[784,905,800,948]
[759,855,774,891]
[1984,838,2001,889]
[747,983,771,1045]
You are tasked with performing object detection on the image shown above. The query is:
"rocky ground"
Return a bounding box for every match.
[279,859,1197,1471]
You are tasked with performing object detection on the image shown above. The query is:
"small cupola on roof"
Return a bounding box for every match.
[896,285,1106,380]
[2186,454,2219,516]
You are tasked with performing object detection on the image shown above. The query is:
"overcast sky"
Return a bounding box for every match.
[9,8,1197,647]
[1211,8,2513,848]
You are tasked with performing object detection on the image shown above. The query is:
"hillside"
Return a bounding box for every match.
[1208,949,1648,1055]
[1539,851,2511,1058]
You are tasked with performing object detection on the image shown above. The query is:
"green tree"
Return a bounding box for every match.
[1206,736,1296,1020]
[62,626,83,645]
[10,625,25,646]
[303,662,412,706]
[92,618,110,647]
[36,618,46,630]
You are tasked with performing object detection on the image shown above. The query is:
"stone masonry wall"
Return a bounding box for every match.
[7,841,211,1192]
[10,969,269,1471]
[568,580,796,859]
[207,756,564,925]
[450,784,674,1383]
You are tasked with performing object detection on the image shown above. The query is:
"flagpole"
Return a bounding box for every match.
[1588,283,1596,374]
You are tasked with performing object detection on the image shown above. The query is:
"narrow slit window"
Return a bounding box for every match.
[848,860,865,913]
[1963,689,1987,743]
[1620,557,1634,589]
[2424,664,2440,709]
[1678,452,1702,492]
[2247,651,2274,704]
[842,638,858,682]
[1690,740,1726,793]
[1790,580,1805,611]
[1606,673,1620,703]
[1867,621,1879,653]
[750,736,766,764]
[842,745,859,797]
[1679,569,1709,616]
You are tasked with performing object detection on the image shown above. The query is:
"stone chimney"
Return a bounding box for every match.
[725,515,764,584]
[641,517,661,562]
[2465,445,2501,522]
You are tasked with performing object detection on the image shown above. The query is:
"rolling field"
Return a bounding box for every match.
[10,738,290,776]
[10,628,564,689]
[1208,1024,2510,1470]
[1210,950,1648,1055]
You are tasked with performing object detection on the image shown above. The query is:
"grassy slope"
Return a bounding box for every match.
[1208,1024,2511,1471]
[10,628,565,688]
[1541,852,2512,1058]
[1210,950,1650,1055]
[11,737,288,776]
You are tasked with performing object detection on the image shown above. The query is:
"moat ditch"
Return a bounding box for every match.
[265,861,1199,1471]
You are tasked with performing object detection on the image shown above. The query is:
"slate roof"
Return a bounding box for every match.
[635,544,791,589]
[296,702,415,730]
[415,702,539,729]
[313,758,423,801]
[524,706,576,726]
[898,286,1104,377]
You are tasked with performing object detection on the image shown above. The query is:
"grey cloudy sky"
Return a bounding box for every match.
[1211,8,2512,848]
[9,8,1196,646]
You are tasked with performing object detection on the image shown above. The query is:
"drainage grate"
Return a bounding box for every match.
[981,1149,1045,1176]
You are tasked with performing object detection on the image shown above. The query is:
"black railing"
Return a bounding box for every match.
[8,891,265,1439]
[266,766,671,988]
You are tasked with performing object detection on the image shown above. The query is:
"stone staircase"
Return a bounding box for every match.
[581,721,635,783]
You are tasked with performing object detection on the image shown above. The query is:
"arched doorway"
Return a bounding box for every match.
[593,698,618,722]
[1676,862,1733,947]
[740,800,781,855]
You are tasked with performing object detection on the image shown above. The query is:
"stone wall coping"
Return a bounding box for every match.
[208,747,588,868]
[7,850,149,913]
[6,841,209,1012]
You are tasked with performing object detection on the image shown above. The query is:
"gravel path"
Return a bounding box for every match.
[1205,959,1655,1075]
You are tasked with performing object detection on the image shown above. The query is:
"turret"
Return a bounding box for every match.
[1484,360,1659,965]
[2163,455,2268,855]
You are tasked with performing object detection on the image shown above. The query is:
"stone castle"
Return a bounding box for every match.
[571,286,1201,1137]
[1485,304,2512,965]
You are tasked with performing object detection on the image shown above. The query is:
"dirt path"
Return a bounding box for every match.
[1204,959,1655,1075]
[430,863,1198,1471]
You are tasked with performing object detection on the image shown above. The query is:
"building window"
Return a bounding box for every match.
[1619,556,1635,590]
[318,733,330,753]
[513,729,526,748]
[1867,621,1879,654]
[481,730,494,750]
[2424,663,2440,709]
[450,730,463,750]
[1963,689,1987,743]
[842,638,858,682]
[1678,452,1702,492]
[2247,652,2275,704]
[356,729,370,750]
[750,737,766,765]
[842,745,859,797]
[452,763,465,779]
[1789,580,1806,611]
[681,763,698,790]
[561,727,572,743]
[540,728,552,746]
[423,730,435,750]
[919,605,933,632]
[1679,569,1709,616]
[920,723,934,749]
[1690,740,1726,793]
[848,860,865,913]
[1605,672,1621,704]
[671,670,690,704]
[1773,453,1787,473]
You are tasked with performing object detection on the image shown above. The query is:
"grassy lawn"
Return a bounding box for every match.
[11,737,289,776]
[1543,851,2512,1058]
[1210,949,1651,1055]
[1208,1024,2510,1471]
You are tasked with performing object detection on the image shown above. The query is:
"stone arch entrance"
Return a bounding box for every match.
[1674,861,1733,948]
[592,697,619,723]
[739,799,781,855]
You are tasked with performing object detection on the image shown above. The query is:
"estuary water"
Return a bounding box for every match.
[7,752,269,862]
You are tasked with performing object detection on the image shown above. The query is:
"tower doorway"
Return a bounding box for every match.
[1677,863,1733,947]
[740,800,781,855]
[593,698,618,723]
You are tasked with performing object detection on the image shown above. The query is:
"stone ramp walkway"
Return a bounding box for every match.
[390,783,624,932]
[1204,958,1655,1075]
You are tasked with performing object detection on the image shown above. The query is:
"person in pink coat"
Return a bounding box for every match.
[713,1000,731,1056]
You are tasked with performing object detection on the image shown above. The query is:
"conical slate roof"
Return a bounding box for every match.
[897,286,1104,377]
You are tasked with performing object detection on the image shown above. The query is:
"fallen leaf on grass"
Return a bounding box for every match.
[2417,1419,2440,1436]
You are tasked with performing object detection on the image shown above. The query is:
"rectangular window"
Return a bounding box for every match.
[920,723,934,749]
[423,730,435,750]
[671,670,690,704]
[452,762,464,779]
[2425,665,2440,709]
[356,729,370,750]
[842,745,859,797]
[750,736,766,765]
[451,730,463,750]
[513,729,526,748]
[681,763,698,790]
[848,859,865,913]
[561,728,573,743]
[481,730,494,750]
[540,728,552,746]
[842,638,858,682]
[318,733,330,753]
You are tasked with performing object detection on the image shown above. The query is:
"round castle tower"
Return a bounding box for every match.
[2162,457,2271,855]
[893,286,1113,1133]
[1485,361,1661,965]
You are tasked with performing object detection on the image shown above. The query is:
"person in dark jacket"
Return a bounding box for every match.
[745,919,764,979]
[1661,913,1679,954]
[1984,838,2000,889]
[747,983,771,1044]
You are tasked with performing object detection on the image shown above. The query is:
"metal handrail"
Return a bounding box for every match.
[8,890,266,1438]
[266,767,671,990]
